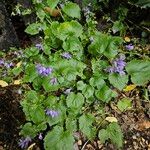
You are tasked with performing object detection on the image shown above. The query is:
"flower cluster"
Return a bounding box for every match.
[45,109,59,118]
[18,137,31,149]
[36,64,52,76]
[0,59,14,68]
[61,52,72,59]
[107,55,126,75]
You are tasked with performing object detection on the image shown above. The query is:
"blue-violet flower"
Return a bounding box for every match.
[36,64,52,76]
[125,44,134,50]
[45,109,59,118]
[18,137,32,149]
[50,77,57,85]
[61,52,72,59]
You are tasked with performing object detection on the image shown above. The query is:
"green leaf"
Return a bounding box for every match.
[82,85,94,99]
[47,0,59,9]
[20,123,37,138]
[66,92,84,109]
[109,73,128,90]
[30,106,45,123]
[95,84,117,103]
[126,60,150,85]
[42,77,59,92]
[79,114,96,139]
[117,98,132,112]
[63,2,81,18]
[88,33,122,58]
[25,23,41,35]
[25,47,39,57]
[56,21,83,41]
[23,64,38,82]
[98,122,123,148]
[77,81,86,91]
[44,126,74,150]
[98,129,109,143]
[63,36,83,52]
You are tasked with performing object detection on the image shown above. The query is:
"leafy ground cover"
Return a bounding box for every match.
[0,0,150,150]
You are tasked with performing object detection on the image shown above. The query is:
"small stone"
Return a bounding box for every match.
[132,135,136,139]
[77,140,82,146]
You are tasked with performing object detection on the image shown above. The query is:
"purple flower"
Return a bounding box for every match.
[38,133,43,140]
[0,59,4,65]
[125,44,134,50]
[50,77,57,85]
[107,55,126,75]
[4,62,14,68]
[18,137,31,149]
[45,109,59,118]
[64,88,72,94]
[36,64,53,76]
[61,52,72,59]
[35,44,44,51]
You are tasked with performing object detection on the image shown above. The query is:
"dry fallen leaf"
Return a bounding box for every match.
[123,84,136,92]
[124,36,131,42]
[44,7,61,17]
[14,79,21,85]
[105,116,118,123]
[16,61,22,68]
[137,121,150,131]
[0,80,8,87]
[27,143,36,150]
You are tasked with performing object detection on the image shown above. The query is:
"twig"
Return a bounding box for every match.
[81,140,89,150]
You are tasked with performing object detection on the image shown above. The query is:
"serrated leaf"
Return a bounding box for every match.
[126,60,150,85]
[95,84,117,103]
[77,81,86,91]
[0,80,8,87]
[79,114,96,139]
[25,23,41,35]
[98,122,123,148]
[56,21,83,41]
[44,126,74,150]
[98,129,109,143]
[117,98,132,112]
[66,92,84,109]
[109,73,128,90]
[63,2,81,18]
[24,64,38,82]
[47,0,59,9]
[63,36,83,52]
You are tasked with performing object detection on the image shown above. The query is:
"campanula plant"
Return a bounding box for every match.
[17,0,150,149]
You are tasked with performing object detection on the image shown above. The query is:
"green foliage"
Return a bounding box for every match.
[126,60,150,85]
[25,23,41,35]
[79,114,96,139]
[63,2,81,19]
[98,122,123,148]
[88,32,122,58]
[109,73,128,90]
[4,1,148,149]
[129,0,150,8]
[47,0,60,9]
[117,98,132,112]
[44,126,74,150]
